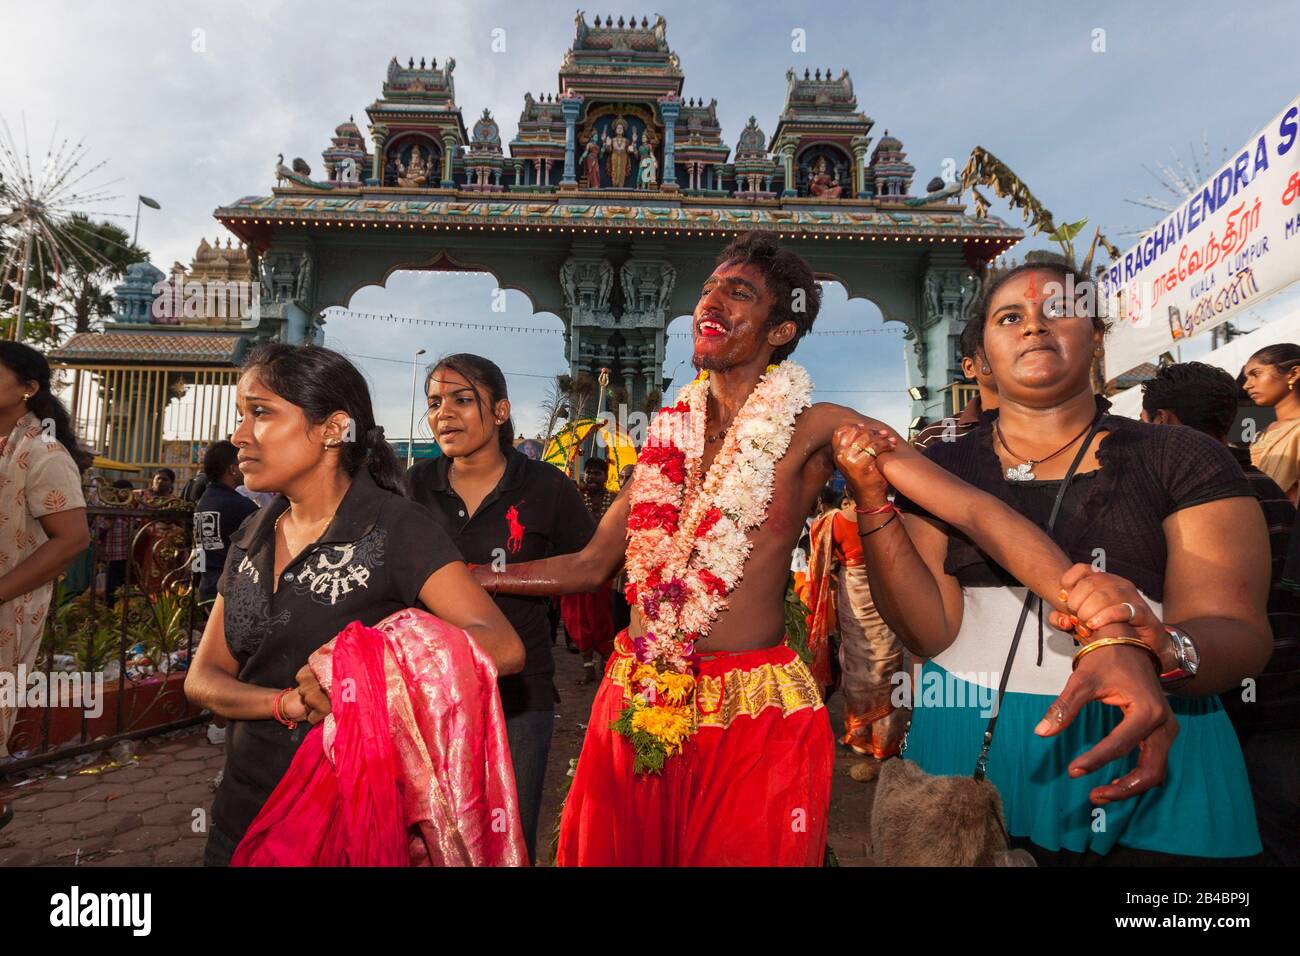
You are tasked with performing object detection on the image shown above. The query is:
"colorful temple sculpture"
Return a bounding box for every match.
[216,13,1023,421]
[48,236,252,476]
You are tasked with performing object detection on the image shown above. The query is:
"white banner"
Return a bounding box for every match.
[1102,95,1300,377]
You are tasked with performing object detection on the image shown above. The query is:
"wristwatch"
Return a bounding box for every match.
[1159,626,1200,687]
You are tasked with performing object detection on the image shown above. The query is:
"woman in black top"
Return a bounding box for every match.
[185,345,523,866]
[407,353,596,863]
[839,256,1272,863]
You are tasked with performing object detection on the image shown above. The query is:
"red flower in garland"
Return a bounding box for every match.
[629,502,679,534]
[638,443,686,485]
[697,568,728,597]
[694,507,722,539]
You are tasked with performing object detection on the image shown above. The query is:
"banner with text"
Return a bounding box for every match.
[1102,95,1300,377]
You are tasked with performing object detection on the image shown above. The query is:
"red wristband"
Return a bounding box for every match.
[272,688,298,730]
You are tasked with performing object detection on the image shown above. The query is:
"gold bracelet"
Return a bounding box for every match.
[1071,636,1161,673]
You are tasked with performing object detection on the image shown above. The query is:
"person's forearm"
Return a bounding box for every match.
[184,665,281,721]
[1163,617,1273,697]
[464,622,526,675]
[0,532,90,601]
[474,551,614,597]
[858,514,956,656]
[876,447,1071,610]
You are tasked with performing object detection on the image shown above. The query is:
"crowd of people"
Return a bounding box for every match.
[0,230,1295,867]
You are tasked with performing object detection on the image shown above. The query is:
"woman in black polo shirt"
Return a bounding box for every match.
[408,353,596,862]
[185,345,524,866]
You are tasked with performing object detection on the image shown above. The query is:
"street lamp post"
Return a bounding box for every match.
[133,195,160,247]
[407,348,427,468]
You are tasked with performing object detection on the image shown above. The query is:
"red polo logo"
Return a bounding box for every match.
[506,503,526,553]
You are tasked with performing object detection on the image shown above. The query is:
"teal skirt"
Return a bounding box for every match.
[906,662,1261,859]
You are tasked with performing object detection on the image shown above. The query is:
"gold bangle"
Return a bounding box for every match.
[1071,636,1161,673]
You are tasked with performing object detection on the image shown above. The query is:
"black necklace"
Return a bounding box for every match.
[994,416,1097,482]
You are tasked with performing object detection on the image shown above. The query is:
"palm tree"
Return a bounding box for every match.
[47,214,145,335]
[960,146,1120,270]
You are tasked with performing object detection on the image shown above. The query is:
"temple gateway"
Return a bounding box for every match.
[216,13,1021,421]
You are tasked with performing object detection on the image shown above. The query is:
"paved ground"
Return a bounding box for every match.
[1,632,878,867]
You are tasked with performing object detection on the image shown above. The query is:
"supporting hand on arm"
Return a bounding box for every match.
[833,420,1178,804]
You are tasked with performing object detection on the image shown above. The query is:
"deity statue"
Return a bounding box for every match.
[582,137,602,188]
[808,156,843,198]
[397,145,432,187]
[636,143,658,189]
[601,118,638,188]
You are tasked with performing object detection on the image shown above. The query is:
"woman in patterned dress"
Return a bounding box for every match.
[0,343,91,827]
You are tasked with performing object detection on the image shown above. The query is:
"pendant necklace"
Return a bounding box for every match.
[995,417,1096,482]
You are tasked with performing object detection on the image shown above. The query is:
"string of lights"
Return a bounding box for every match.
[326,307,904,338]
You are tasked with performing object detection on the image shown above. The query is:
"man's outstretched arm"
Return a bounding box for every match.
[471,484,632,597]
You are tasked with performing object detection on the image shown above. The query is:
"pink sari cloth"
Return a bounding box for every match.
[232,608,528,867]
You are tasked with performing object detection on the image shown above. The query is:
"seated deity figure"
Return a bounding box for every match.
[397,145,431,187]
[809,157,843,198]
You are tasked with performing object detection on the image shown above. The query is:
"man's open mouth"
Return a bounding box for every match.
[698,318,728,338]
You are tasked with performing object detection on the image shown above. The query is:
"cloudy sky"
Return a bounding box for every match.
[3,0,1298,439]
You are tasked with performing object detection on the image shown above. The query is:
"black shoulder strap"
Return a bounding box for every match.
[973,414,1104,781]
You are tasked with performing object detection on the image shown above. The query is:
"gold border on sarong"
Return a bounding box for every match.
[607,651,824,730]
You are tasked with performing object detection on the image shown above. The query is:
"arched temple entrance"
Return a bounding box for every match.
[215,14,1021,422]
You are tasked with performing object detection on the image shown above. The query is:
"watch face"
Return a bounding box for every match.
[1170,628,1199,674]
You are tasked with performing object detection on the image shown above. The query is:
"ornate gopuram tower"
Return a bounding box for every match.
[216,13,1023,422]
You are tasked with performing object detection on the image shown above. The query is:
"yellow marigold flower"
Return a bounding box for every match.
[657,672,696,706]
[631,705,693,752]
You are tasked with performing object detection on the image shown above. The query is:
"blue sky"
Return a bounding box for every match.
[4,0,1298,438]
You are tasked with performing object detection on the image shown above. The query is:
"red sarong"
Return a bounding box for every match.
[560,582,614,656]
[556,631,833,866]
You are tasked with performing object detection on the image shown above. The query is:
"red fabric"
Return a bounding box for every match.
[556,639,833,867]
[232,619,407,866]
[831,510,864,566]
[232,609,528,867]
[560,581,614,656]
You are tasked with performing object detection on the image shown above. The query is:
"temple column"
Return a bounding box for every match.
[852,136,870,198]
[370,125,388,183]
[534,158,542,184]
[560,94,583,188]
[781,145,797,197]
[544,158,553,186]
[441,133,457,188]
[658,96,681,190]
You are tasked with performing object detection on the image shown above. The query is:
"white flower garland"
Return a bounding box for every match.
[625,361,813,672]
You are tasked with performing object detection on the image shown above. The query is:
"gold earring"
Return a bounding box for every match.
[21,393,32,401]
[980,366,991,375]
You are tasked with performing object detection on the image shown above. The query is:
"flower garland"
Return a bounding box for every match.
[613,360,813,773]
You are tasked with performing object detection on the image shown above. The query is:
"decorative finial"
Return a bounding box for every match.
[804,67,810,79]
[420,57,425,68]
[408,57,414,68]
[617,15,624,27]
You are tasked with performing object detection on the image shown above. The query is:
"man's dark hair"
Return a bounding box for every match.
[154,468,176,482]
[1141,361,1242,440]
[716,231,821,363]
[202,440,240,483]
[584,456,608,471]
[112,479,134,490]
[959,316,983,362]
